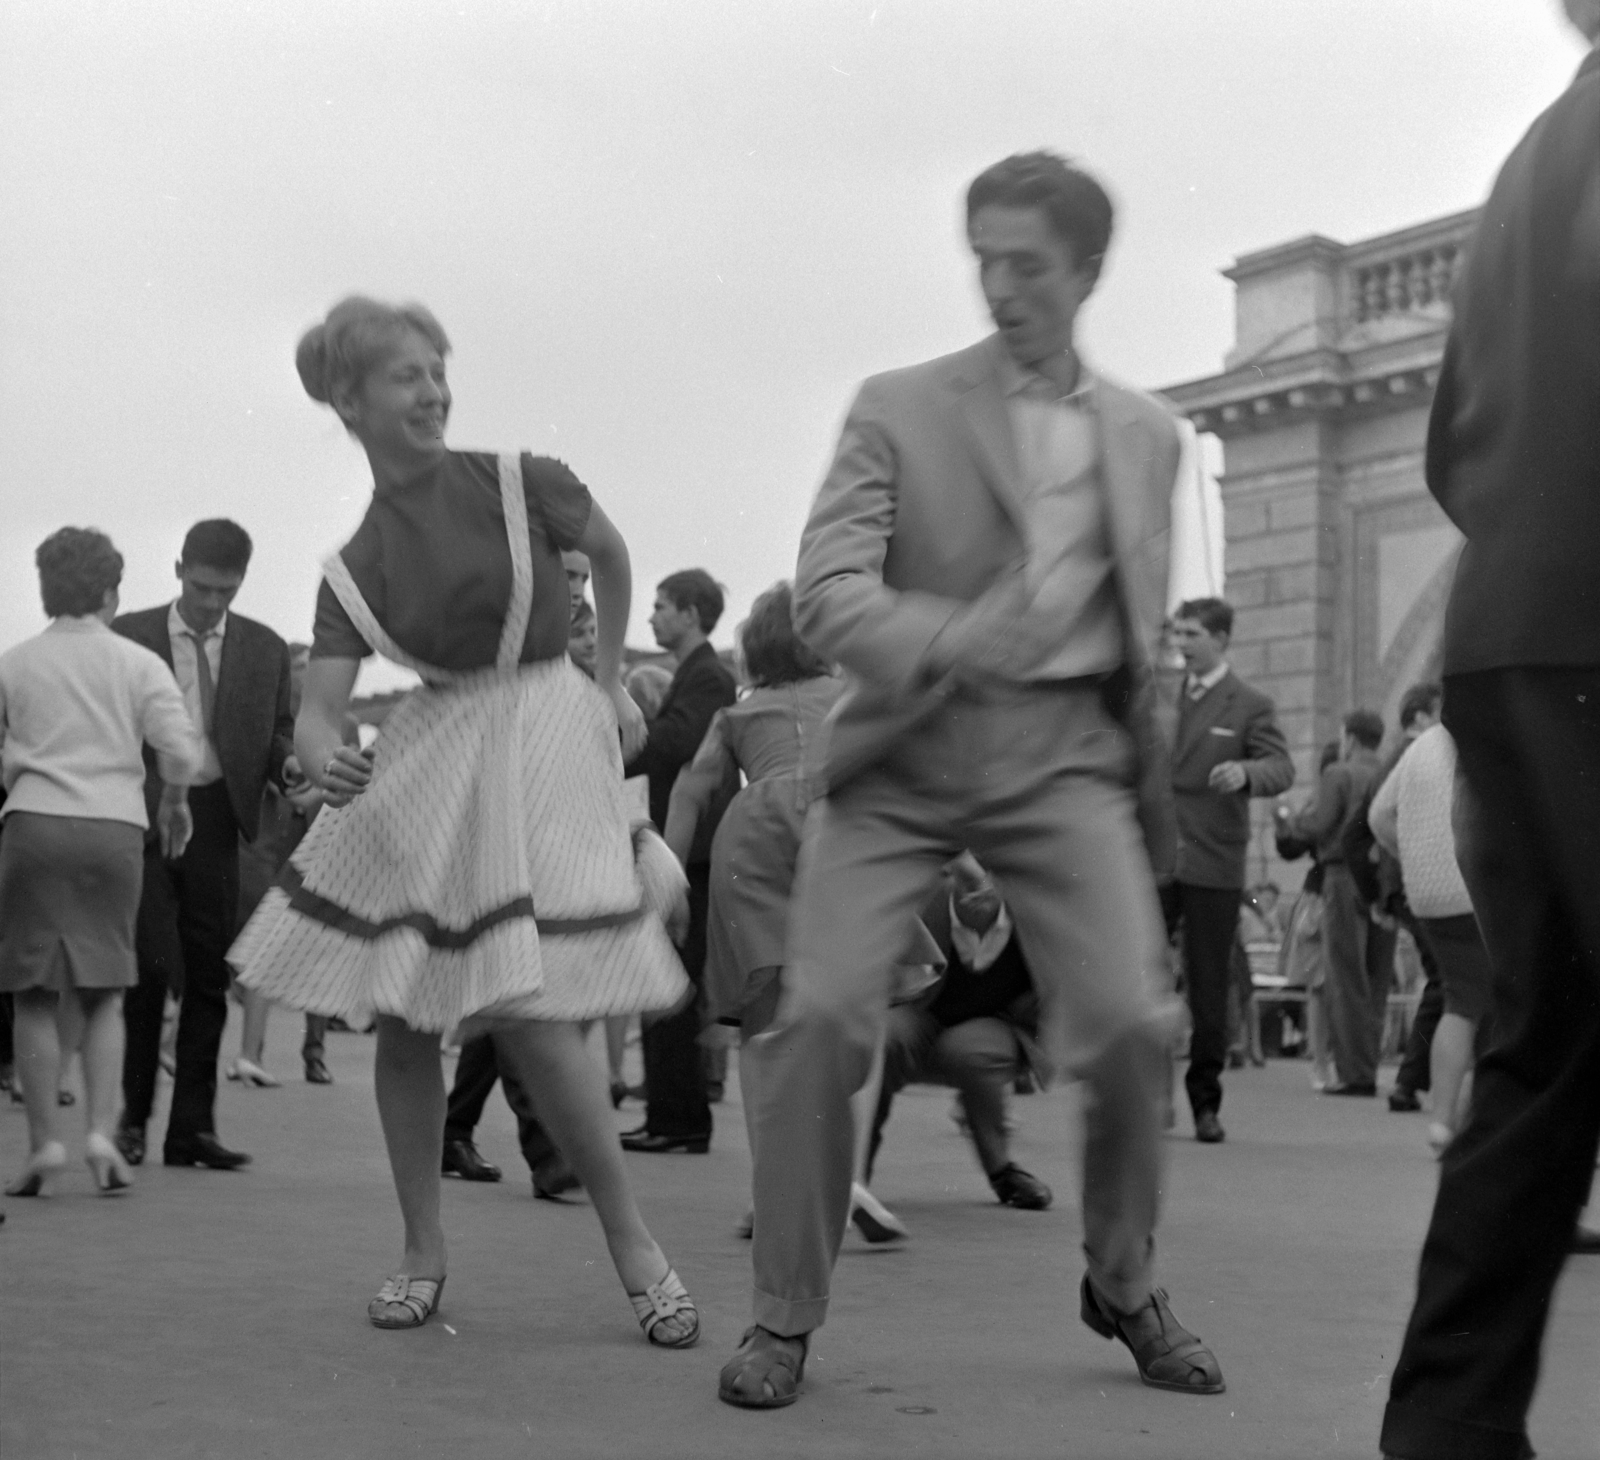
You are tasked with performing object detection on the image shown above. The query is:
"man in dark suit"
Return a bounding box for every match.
[1381,12,1600,1459]
[619,568,737,1153]
[114,520,294,1170]
[1164,597,1293,1143]
[868,854,1052,1211]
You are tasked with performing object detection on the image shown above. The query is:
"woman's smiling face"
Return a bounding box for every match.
[337,327,452,467]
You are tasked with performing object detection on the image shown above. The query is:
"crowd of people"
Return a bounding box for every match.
[2,9,1597,1455]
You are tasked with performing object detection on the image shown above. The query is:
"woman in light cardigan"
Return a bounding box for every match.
[0,528,204,1196]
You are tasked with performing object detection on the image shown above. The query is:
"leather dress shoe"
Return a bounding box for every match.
[1194,1110,1226,1144]
[989,1163,1053,1210]
[441,1138,502,1182]
[115,1123,146,1167]
[1387,1086,1422,1112]
[531,1154,581,1200]
[1325,1082,1377,1097]
[1080,1276,1225,1394]
[304,1056,333,1085]
[164,1133,251,1170]
[620,1126,710,1154]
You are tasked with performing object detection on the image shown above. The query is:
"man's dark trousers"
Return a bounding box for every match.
[1393,911,1443,1097]
[641,865,711,1141]
[1162,881,1240,1118]
[445,1034,559,1170]
[1383,670,1600,1460]
[122,782,239,1140]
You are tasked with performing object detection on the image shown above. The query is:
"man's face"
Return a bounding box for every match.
[649,591,695,653]
[969,203,1099,369]
[174,559,245,633]
[1170,616,1226,677]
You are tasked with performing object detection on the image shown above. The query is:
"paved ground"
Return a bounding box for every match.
[4,1015,1597,1460]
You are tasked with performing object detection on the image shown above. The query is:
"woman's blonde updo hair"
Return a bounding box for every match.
[294,295,451,412]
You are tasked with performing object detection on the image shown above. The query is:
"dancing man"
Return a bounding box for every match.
[720,151,1224,1408]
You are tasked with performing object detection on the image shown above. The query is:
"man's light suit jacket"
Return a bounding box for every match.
[794,334,1182,876]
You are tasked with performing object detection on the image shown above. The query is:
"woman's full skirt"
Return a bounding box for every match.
[230,660,686,1033]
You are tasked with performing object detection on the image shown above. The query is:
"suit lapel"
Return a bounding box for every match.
[1177,672,1236,761]
[951,342,1030,541]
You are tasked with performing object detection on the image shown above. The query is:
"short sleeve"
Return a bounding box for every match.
[523,454,592,551]
[310,578,374,660]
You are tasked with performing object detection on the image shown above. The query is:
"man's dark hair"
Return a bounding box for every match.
[966,151,1114,271]
[1343,709,1385,750]
[657,569,724,634]
[181,519,253,574]
[1174,597,1234,640]
[36,527,124,618]
[1398,681,1443,730]
[739,582,831,688]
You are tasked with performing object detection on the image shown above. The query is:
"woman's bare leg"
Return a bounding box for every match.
[372,1016,447,1278]
[238,986,272,1066]
[1429,1012,1477,1136]
[77,990,125,1142]
[494,1019,692,1338]
[10,990,64,1155]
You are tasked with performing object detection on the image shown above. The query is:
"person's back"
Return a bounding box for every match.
[721,676,842,784]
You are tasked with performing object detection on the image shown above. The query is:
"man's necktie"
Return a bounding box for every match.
[187,631,217,742]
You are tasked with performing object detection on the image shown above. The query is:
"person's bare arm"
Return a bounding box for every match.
[297,657,370,807]
[574,499,647,762]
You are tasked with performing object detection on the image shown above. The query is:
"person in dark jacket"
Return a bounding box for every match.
[619,568,737,1153]
[1381,12,1600,1458]
[1163,598,1293,1143]
[114,519,295,1171]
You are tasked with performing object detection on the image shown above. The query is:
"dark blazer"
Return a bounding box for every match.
[793,335,1182,877]
[113,605,294,842]
[1428,47,1600,673]
[1170,669,1293,889]
[625,641,737,863]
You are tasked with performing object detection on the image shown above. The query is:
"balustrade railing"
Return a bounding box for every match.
[1349,241,1463,324]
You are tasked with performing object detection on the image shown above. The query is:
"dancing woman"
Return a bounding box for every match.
[232,296,698,1345]
[664,584,905,1242]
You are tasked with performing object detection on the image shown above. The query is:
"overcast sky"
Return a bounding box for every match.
[2,1,1587,690]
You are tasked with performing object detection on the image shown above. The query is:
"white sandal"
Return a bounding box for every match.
[628,1267,699,1348]
[368,1274,445,1329]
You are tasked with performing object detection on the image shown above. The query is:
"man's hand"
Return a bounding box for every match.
[1208,761,1248,794]
[158,795,193,860]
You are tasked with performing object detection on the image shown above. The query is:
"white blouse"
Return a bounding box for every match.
[0,617,205,829]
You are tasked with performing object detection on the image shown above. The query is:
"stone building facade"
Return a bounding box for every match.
[1161,207,1477,890]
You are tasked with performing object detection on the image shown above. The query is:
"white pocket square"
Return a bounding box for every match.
[1207,726,1237,736]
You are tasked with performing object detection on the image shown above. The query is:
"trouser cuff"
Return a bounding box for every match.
[753,1287,827,1338]
[1380,1400,1533,1460]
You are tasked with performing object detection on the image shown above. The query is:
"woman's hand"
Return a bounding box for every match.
[315,745,374,808]
[605,679,648,762]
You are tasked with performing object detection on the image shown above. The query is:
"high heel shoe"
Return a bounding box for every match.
[6,1141,68,1197]
[85,1133,134,1195]
[849,1182,907,1243]
[227,1058,281,1088]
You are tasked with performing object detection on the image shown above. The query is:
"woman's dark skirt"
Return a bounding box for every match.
[0,811,144,992]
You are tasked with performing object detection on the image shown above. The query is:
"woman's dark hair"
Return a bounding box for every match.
[739,582,831,689]
[295,296,450,415]
[966,151,1114,271]
[37,527,124,618]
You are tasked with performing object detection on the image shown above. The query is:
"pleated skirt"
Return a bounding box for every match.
[230,659,686,1033]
